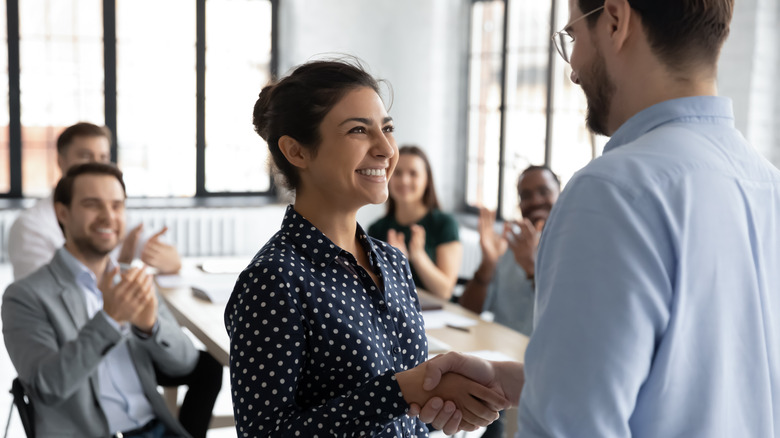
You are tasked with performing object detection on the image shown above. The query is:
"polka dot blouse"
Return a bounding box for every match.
[225,206,430,437]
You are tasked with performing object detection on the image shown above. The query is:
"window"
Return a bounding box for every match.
[116,0,197,197]
[19,0,103,197]
[466,0,606,220]
[204,0,273,194]
[0,0,275,199]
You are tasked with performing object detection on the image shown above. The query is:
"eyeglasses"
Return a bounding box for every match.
[551,5,605,64]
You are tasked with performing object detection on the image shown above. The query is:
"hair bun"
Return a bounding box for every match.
[253,84,276,141]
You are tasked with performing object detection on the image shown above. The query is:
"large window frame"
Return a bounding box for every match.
[0,0,278,199]
[465,0,605,220]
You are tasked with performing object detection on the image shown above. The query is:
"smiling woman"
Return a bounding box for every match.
[369,146,463,300]
[224,59,506,437]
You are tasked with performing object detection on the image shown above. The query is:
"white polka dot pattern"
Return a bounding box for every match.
[225,206,429,437]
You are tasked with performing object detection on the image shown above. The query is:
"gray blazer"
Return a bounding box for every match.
[1,248,198,438]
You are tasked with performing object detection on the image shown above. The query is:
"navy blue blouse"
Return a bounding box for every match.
[225,206,429,437]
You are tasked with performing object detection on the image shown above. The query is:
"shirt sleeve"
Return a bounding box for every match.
[518,174,673,437]
[8,214,59,280]
[225,269,410,437]
[436,212,460,244]
[367,218,387,241]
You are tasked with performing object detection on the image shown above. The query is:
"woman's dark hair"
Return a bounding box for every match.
[253,59,382,190]
[386,145,440,216]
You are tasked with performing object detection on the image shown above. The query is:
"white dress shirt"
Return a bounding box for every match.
[8,194,63,280]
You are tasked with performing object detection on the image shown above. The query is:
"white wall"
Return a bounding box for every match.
[276,0,471,227]
[273,0,779,231]
[717,0,779,167]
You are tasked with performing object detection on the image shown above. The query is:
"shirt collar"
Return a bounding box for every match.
[58,246,118,292]
[280,205,382,268]
[604,96,735,154]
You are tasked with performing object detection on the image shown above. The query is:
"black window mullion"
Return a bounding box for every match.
[103,0,118,162]
[195,0,206,196]
[6,0,20,198]
[543,0,558,167]
[495,0,509,219]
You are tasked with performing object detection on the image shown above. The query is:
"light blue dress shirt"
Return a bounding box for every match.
[518,96,780,437]
[59,248,156,433]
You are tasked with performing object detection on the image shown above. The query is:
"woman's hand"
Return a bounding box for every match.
[407,225,427,262]
[396,361,508,428]
[387,229,409,257]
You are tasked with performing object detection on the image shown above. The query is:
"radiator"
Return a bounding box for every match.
[128,208,242,258]
[0,210,21,264]
[457,226,482,280]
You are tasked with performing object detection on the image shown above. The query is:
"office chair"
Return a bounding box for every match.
[3,378,34,438]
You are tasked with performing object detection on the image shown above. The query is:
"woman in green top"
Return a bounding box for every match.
[368,145,463,299]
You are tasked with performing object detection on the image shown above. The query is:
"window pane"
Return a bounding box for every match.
[465,0,504,210]
[0,0,7,193]
[205,0,272,193]
[19,0,104,197]
[548,0,607,185]
[500,0,551,219]
[116,0,196,197]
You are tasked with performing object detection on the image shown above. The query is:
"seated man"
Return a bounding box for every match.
[8,122,181,280]
[6,122,221,438]
[2,162,197,437]
[459,165,561,336]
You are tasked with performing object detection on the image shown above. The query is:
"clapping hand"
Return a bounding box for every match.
[141,226,182,274]
[478,208,508,268]
[101,265,157,333]
[387,229,409,257]
[505,218,544,277]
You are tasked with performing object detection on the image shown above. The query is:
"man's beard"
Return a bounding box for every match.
[582,47,615,137]
[72,234,114,261]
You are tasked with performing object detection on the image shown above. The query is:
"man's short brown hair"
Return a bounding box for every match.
[56,122,112,155]
[54,162,126,208]
[579,0,734,71]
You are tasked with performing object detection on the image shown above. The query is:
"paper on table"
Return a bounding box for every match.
[426,335,452,354]
[156,274,185,289]
[422,310,479,330]
[189,274,239,303]
[463,350,516,362]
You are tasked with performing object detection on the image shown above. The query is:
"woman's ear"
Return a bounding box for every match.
[278,135,309,170]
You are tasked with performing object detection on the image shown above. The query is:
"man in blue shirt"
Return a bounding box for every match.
[413,0,780,436]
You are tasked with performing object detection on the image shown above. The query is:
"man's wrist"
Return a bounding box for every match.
[473,262,496,285]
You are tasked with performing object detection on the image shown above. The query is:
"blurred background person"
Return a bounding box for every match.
[460,165,560,336]
[369,145,462,299]
[6,122,221,438]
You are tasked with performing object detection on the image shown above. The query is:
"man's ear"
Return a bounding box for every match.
[54,202,69,236]
[56,154,67,174]
[278,135,309,170]
[603,0,634,53]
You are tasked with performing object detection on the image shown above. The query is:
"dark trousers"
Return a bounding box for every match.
[155,351,223,438]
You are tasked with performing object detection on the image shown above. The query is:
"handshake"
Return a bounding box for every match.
[396,352,525,434]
